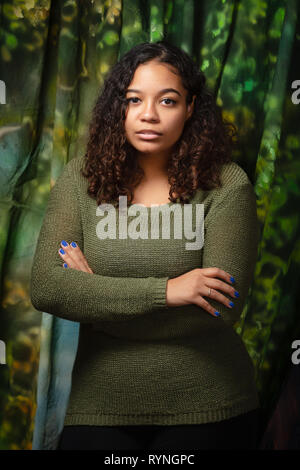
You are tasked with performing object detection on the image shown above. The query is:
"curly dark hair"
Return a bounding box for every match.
[81,40,237,208]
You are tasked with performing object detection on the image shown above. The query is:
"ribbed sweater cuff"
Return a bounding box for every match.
[151,276,170,309]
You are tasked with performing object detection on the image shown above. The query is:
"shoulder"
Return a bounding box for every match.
[64,155,86,176]
[51,156,87,196]
[218,161,253,189]
[194,162,254,204]
[207,161,256,204]
[202,161,257,215]
[61,155,89,190]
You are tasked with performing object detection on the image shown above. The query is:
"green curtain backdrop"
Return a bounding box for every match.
[0,0,299,450]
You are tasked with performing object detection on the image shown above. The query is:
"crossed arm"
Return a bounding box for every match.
[30,163,260,327]
[30,164,169,323]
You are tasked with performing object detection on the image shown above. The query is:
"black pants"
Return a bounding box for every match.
[57,408,260,450]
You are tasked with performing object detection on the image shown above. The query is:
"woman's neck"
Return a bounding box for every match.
[137,154,169,182]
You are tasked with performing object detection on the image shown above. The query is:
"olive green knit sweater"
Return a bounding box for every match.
[30,155,260,426]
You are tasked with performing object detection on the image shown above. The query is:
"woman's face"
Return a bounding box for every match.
[124,60,195,161]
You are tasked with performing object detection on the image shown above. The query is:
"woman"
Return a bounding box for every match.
[30,41,261,450]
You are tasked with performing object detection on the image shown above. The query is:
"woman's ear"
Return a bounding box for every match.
[186,95,196,121]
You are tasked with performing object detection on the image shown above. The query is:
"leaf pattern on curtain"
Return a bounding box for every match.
[0,0,299,449]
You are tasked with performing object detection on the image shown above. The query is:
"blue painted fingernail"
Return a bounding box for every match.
[214,311,221,317]
[234,291,239,298]
[59,248,65,254]
[229,301,234,307]
[61,240,68,246]
[71,242,77,248]
[63,263,68,268]
[230,276,235,283]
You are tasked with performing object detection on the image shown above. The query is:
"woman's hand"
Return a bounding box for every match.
[166,267,239,318]
[58,240,93,274]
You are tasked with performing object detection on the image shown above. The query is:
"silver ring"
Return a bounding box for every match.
[208,288,211,297]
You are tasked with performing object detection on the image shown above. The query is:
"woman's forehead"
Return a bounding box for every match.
[128,61,184,91]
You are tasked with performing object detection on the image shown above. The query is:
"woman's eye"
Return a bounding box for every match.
[162,98,176,105]
[127,97,140,104]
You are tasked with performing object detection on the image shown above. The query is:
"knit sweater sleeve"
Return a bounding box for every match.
[202,180,260,327]
[30,162,169,323]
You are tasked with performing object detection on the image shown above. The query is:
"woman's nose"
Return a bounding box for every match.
[140,101,159,121]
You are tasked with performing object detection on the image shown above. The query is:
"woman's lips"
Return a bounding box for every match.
[136,132,161,140]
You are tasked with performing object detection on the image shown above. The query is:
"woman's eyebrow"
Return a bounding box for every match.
[126,88,182,97]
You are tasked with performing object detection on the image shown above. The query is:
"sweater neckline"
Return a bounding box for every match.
[130,201,174,209]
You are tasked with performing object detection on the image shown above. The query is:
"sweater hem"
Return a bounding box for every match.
[63,396,260,426]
